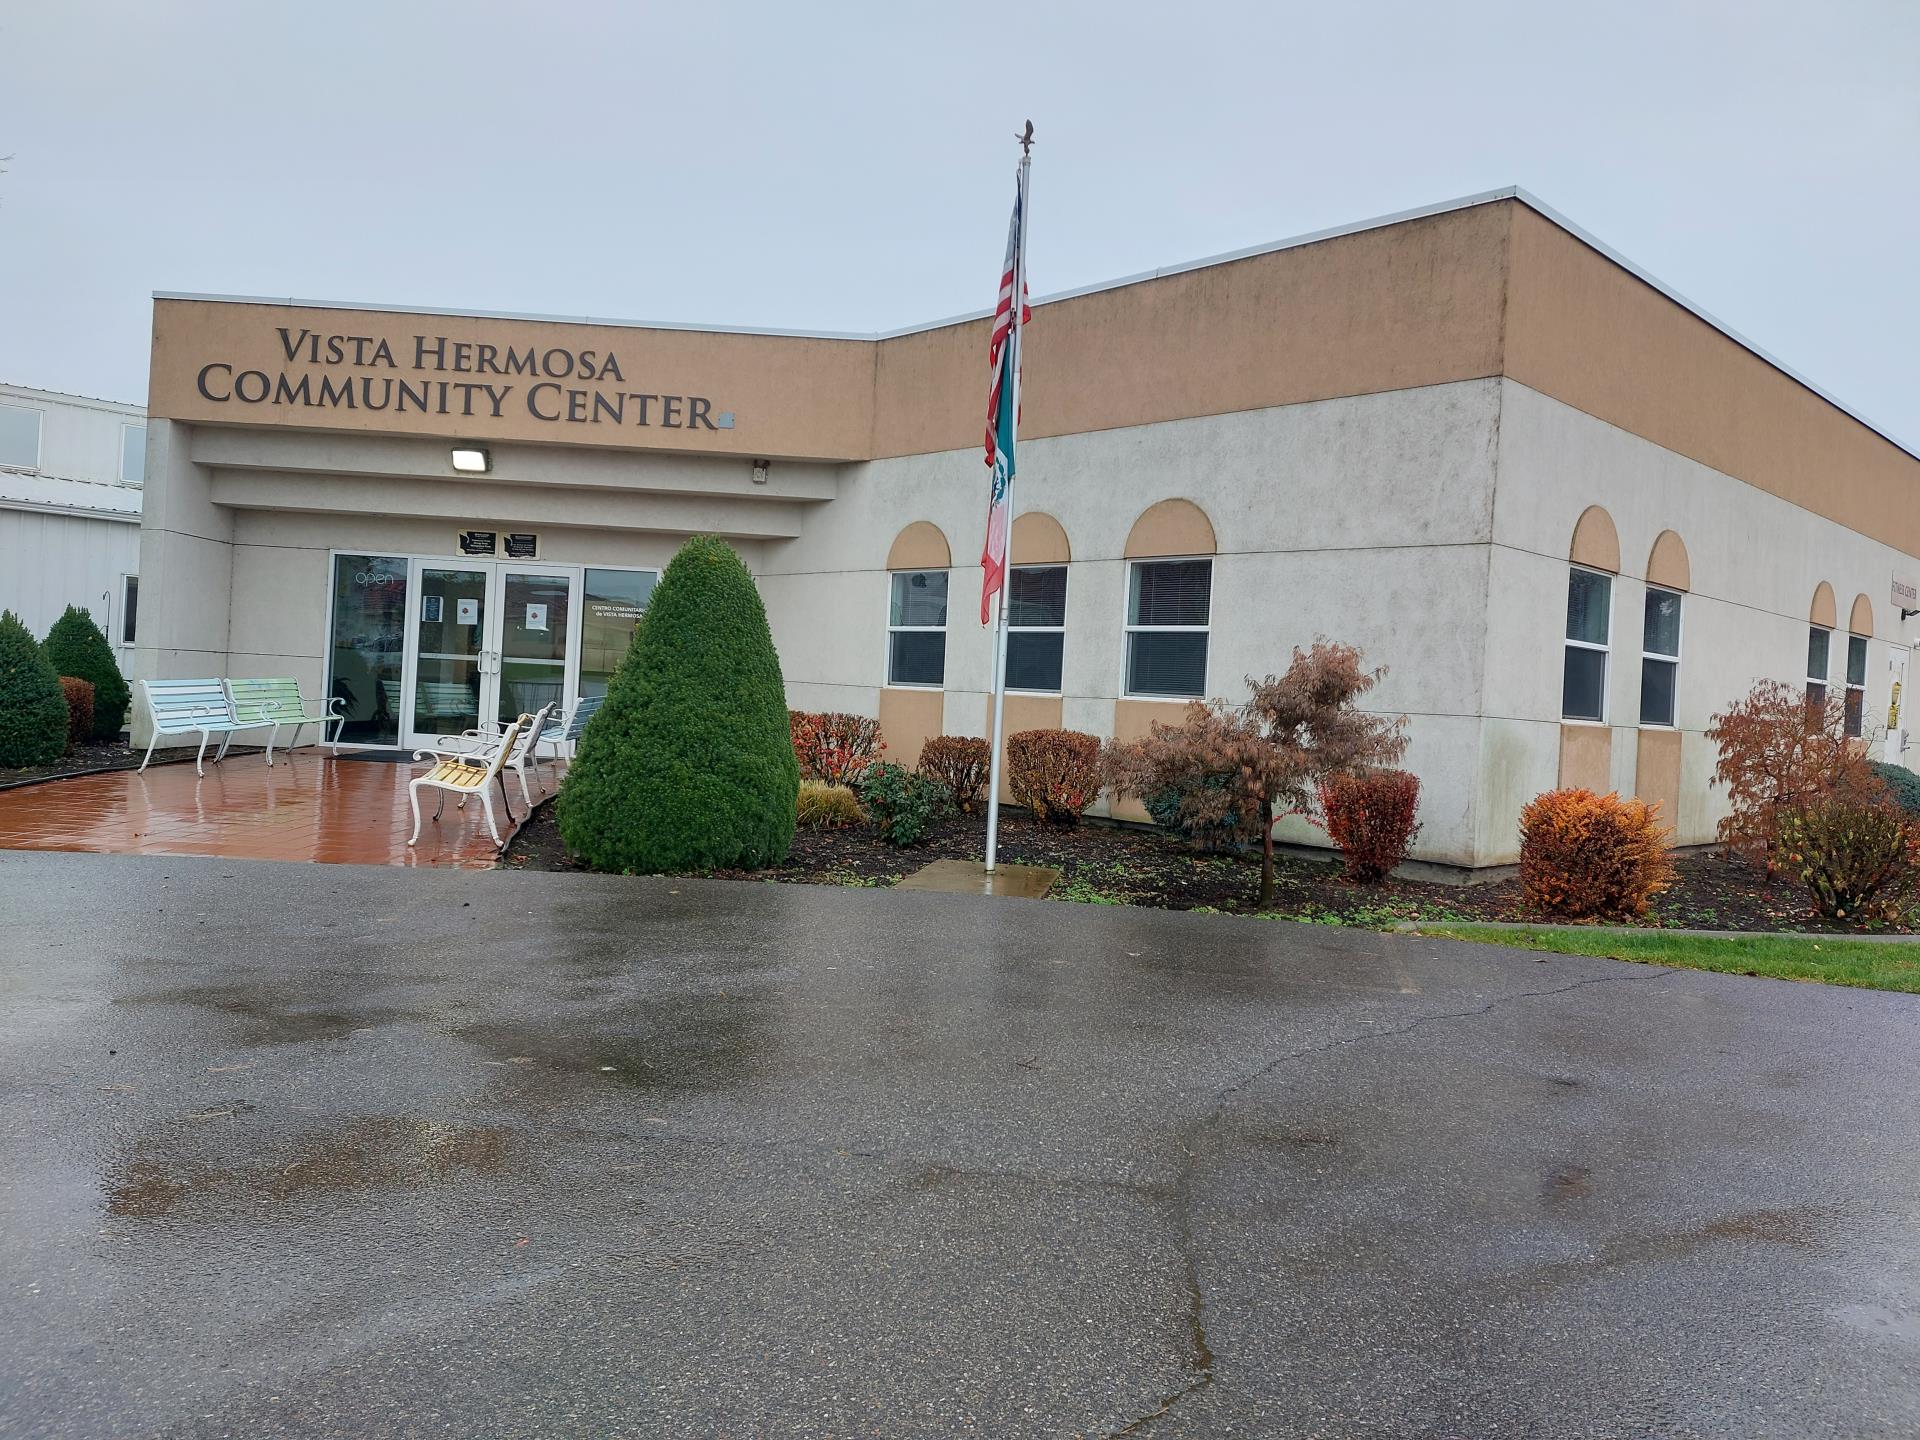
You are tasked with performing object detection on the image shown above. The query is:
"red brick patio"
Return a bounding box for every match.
[0,750,562,868]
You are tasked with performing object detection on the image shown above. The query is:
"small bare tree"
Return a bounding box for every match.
[1706,679,1879,870]
[1105,641,1409,908]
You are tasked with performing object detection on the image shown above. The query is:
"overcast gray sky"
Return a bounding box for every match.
[2,1,1916,446]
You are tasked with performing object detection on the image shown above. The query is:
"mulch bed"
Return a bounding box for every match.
[501,801,1889,934]
[0,740,150,790]
[0,741,268,791]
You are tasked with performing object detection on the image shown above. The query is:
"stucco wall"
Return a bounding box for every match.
[762,378,1503,862]
[1480,379,1919,863]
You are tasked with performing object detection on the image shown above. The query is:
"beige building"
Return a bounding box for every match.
[132,188,1920,873]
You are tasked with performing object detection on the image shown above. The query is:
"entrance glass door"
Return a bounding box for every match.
[493,569,573,731]
[410,565,489,746]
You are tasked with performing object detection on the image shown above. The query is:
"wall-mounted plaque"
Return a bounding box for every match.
[459,530,496,556]
[505,533,538,559]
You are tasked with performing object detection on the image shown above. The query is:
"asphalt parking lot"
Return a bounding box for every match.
[3,848,1918,1438]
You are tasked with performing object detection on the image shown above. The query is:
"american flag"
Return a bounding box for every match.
[980,172,1031,625]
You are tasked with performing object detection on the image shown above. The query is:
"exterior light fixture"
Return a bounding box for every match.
[451,446,490,474]
[751,459,770,485]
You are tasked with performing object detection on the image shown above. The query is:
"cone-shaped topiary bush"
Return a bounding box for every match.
[0,609,70,768]
[557,535,798,872]
[42,606,131,739]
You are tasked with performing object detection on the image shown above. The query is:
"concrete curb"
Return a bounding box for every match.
[1399,920,1920,945]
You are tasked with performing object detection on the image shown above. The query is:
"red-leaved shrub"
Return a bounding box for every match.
[917,735,992,814]
[1775,795,1918,924]
[789,710,883,785]
[1102,641,1409,907]
[1007,729,1101,824]
[58,676,95,749]
[1706,680,1877,870]
[1518,788,1674,920]
[1318,769,1421,882]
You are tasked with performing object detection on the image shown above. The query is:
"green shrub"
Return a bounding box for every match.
[0,610,69,768]
[1007,728,1101,824]
[858,761,951,846]
[797,780,864,829]
[556,536,798,873]
[916,735,991,814]
[41,606,130,739]
[59,677,95,748]
[1777,794,1917,924]
[1143,771,1255,854]
[1869,761,1920,818]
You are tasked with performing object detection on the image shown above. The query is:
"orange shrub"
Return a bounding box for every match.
[1518,788,1675,920]
[58,676,95,749]
[917,735,992,814]
[1318,769,1421,882]
[1007,728,1101,824]
[788,710,883,785]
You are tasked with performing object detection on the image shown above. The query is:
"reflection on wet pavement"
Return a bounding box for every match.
[0,751,560,867]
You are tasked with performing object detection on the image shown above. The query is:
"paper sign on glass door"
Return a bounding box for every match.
[525,603,548,632]
[456,598,480,626]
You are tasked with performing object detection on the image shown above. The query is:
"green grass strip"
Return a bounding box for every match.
[1415,924,1920,994]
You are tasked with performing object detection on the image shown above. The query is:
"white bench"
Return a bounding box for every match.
[559,694,606,757]
[416,701,557,809]
[408,714,526,850]
[138,679,278,777]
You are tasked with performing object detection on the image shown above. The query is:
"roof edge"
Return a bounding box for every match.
[153,183,1919,465]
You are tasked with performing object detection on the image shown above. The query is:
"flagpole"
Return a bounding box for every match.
[985,125,1033,876]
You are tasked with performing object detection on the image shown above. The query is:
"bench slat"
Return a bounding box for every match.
[143,679,237,734]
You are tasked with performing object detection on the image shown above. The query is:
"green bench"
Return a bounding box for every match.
[224,678,346,764]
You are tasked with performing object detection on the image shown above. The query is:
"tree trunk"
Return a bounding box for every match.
[1259,797,1275,910]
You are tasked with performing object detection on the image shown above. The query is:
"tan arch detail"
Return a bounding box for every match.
[1646,530,1690,591]
[1124,499,1217,559]
[1569,505,1620,573]
[1011,511,1070,565]
[1809,582,1836,629]
[886,521,950,571]
[1850,593,1874,636]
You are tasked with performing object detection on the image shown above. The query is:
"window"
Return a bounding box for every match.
[120,424,147,485]
[579,567,658,700]
[888,570,947,687]
[1846,634,1868,738]
[327,554,409,746]
[1639,587,1681,727]
[121,576,138,645]
[1807,627,1831,710]
[1562,566,1611,722]
[1004,565,1066,693]
[1126,558,1211,698]
[0,404,41,469]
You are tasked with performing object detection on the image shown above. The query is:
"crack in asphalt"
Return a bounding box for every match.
[1103,966,1668,1437]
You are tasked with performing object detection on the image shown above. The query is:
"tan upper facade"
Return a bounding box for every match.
[149,192,1920,552]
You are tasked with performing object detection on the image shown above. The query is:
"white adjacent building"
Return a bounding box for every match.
[0,383,146,671]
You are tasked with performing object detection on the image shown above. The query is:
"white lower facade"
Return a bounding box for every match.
[132,375,1920,871]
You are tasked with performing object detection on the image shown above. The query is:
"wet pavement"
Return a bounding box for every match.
[0,752,560,869]
[3,850,1918,1439]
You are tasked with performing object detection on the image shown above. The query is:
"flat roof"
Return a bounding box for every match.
[155,186,1918,464]
[0,381,146,414]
